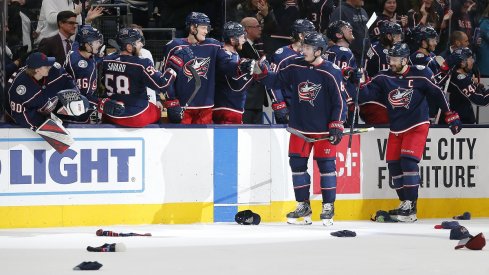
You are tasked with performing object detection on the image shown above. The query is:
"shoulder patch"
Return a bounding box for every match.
[53,62,61,69]
[457,73,467,80]
[16,85,26,95]
[383,48,389,54]
[339,46,349,52]
[416,65,426,70]
[416,53,424,58]
[275,48,284,55]
[78,60,88,68]
[332,63,340,70]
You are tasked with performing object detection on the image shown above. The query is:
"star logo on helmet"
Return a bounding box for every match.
[298,80,321,106]
[388,87,414,109]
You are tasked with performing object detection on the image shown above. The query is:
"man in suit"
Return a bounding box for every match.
[238,17,269,124]
[38,11,78,66]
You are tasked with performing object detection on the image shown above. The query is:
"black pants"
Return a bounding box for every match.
[243,109,263,124]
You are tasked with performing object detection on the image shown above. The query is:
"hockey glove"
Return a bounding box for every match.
[445,111,462,135]
[57,89,90,116]
[272,101,289,124]
[237,58,255,76]
[164,99,183,123]
[37,96,59,115]
[328,121,344,145]
[98,98,125,116]
[252,57,270,80]
[342,67,364,84]
[168,47,194,70]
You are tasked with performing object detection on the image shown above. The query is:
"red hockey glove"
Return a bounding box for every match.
[272,101,289,124]
[164,99,183,123]
[328,121,344,145]
[252,57,270,80]
[445,111,462,135]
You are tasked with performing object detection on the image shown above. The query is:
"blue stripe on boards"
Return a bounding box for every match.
[213,128,238,222]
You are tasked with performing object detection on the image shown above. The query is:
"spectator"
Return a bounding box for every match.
[477,4,489,77]
[330,0,371,63]
[35,0,103,45]
[407,0,443,29]
[450,0,477,47]
[6,0,36,51]
[38,11,78,66]
[238,17,270,123]
[370,0,408,43]
[299,0,335,33]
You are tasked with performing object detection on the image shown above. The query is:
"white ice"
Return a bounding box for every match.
[1,219,489,275]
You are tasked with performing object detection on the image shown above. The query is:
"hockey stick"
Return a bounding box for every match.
[346,12,378,168]
[96,229,152,237]
[183,65,202,109]
[287,127,374,143]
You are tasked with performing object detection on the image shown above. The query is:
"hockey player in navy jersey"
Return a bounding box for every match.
[357,43,462,222]
[408,25,441,121]
[268,19,315,123]
[162,12,222,124]
[5,52,77,130]
[101,27,181,127]
[63,25,107,123]
[254,32,347,226]
[362,21,403,124]
[213,21,255,124]
[324,20,357,125]
[445,48,489,123]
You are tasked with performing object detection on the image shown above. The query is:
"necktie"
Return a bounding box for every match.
[65,39,72,54]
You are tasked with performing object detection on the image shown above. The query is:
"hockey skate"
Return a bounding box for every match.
[286,201,312,225]
[320,203,334,226]
[390,200,417,222]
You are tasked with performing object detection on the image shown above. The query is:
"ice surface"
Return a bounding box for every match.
[1,219,488,275]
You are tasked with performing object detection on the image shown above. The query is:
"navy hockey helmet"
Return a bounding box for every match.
[447,47,473,68]
[291,19,316,38]
[303,31,328,54]
[76,25,103,45]
[380,21,402,36]
[116,27,143,49]
[185,12,211,28]
[326,20,352,42]
[388,42,410,58]
[413,25,438,44]
[222,21,246,43]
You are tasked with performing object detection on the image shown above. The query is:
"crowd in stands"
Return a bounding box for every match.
[3,0,489,128]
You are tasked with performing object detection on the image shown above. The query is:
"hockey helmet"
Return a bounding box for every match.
[380,21,402,36]
[412,25,438,44]
[447,47,473,68]
[326,20,352,42]
[116,27,143,49]
[185,12,211,27]
[303,31,328,54]
[388,42,410,58]
[291,19,316,38]
[76,25,103,45]
[222,21,246,43]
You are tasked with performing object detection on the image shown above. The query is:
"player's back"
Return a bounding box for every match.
[324,44,356,69]
[65,49,98,102]
[365,42,390,77]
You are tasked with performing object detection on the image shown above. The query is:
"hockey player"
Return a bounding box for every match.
[268,19,316,123]
[324,20,357,125]
[213,21,255,124]
[254,31,347,226]
[162,12,221,124]
[445,48,489,123]
[5,52,77,130]
[356,43,462,222]
[63,25,105,123]
[101,27,184,127]
[361,21,403,124]
[300,0,335,33]
[409,25,441,120]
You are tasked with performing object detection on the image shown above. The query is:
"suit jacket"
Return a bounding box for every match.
[237,41,269,110]
[38,33,68,65]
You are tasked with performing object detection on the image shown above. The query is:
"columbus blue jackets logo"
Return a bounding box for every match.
[183,57,211,81]
[388,88,414,109]
[298,80,321,106]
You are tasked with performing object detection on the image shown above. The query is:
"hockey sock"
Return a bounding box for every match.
[388,161,405,201]
[400,157,420,201]
[290,157,311,202]
[317,159,336,203]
